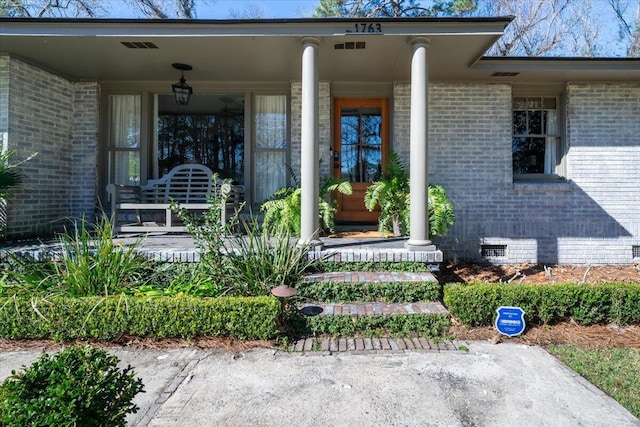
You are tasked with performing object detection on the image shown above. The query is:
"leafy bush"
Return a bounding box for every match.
[0,295,280,341]
[260,174,352,236]
[444,282,640,326]
[3,217,149,297]
[135,262,221,297]
[364,151,455,237]
[309,261,431,273]
[0,344,143,427]
[171,188,319,296]
[297,280,441,303]
[224,223,318,295]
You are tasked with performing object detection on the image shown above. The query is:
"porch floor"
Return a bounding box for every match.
[124,233,443,264]
[0,232,443,265]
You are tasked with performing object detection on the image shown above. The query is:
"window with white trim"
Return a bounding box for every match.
[512,94,564,179]
[253,94,288,204]
[107,95,141,186]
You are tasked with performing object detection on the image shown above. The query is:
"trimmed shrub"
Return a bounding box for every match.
[296,281,441,303]
[444,282,640,327]
[0,345,143,427]
[0,295,280,341]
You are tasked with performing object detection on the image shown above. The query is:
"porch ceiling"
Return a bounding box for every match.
[1,18,639,84]
[0,17,509,83]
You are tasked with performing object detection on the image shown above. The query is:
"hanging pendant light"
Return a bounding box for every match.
[171,63,193,106]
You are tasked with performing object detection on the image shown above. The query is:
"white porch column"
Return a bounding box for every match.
[298,37,321,247]
[406,36,435,251]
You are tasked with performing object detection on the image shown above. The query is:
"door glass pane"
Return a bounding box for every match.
[339,106,382,183]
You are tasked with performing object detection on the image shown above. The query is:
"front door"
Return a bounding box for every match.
[333,98,389,222]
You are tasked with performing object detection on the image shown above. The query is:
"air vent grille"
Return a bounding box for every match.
[481,245,507,258]
[633,246,640,259]
[334,42,366,50]
[121,41,159,49]
[492,72,520,77]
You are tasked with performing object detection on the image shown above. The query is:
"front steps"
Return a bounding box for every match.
[290,270,451,351]
[288,337,467,354]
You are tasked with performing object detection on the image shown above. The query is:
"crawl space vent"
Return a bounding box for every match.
[633,246,640,259]
[491,72,520,77]
[481,245,507,258]
[334,42,366,50]
[121,41,159,49]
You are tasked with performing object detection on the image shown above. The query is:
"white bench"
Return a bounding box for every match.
[106,164,244,233]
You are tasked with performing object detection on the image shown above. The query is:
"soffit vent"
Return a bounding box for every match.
[334,42,366,50]
[481,244,507,258]
[492,72,520,77]
[121,41,159,49]
[633,246,640,259]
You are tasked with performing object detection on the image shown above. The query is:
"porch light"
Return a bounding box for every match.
[171,63,193,106]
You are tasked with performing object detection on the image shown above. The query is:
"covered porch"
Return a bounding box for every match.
[0,17,511,256]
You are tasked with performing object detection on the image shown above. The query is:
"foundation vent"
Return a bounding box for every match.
[491,72,520,77]
[481,244,507,258]
[121,41,159,49]
[334,42,366,50]
[633,246,640,259]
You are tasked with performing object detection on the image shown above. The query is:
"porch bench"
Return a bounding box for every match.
[106,163,244,233]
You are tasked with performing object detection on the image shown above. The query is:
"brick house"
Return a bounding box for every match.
[1,17,639,264]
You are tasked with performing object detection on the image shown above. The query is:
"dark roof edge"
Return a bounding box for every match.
[0,16,514,25]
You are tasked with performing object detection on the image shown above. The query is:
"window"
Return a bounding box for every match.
[512,95,563,179]
[155,94,245,184]
[253,95,288,204]
[108,95,141,186]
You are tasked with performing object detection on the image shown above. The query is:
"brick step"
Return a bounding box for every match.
[289,337,467,353]
[303,271,438,283]
[298,301,448,317]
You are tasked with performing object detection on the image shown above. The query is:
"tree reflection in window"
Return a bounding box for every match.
[157,95,244,184]
[340,106,382,182]
[512,96,559,175]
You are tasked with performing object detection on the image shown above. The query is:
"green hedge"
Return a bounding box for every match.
[292,313,450,338]
[296,281,441,303]
[0,296,280,341]
[444,283,640,327]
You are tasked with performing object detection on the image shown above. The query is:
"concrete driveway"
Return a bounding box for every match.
[1,342,638,426]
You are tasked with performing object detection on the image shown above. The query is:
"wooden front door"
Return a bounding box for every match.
[333,98,389,222]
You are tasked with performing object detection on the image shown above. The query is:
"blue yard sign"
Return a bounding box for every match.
[495,306,526,337]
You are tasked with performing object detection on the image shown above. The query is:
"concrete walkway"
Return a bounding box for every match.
[1,342,638,426]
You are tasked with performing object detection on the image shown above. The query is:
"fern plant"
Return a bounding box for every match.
[261,172,352,236]
[364,151,410,237]
[365,151,455,237]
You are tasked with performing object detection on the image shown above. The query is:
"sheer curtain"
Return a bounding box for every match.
[254,95,287,204]
[109,95,141,185]
[544,109,557,175]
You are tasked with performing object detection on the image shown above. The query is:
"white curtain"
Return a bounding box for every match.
[254,95,287,203]
[109,95,141,185]
[544,109,557,175]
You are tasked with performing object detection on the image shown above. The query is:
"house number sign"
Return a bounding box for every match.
[346,23,383,34]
